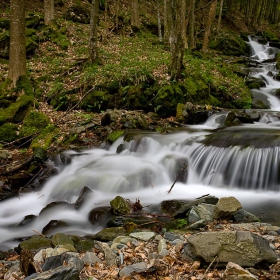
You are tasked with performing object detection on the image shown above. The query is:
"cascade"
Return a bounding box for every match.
[1,37,280,250]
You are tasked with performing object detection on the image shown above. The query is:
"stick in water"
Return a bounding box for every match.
[167,164,188,194]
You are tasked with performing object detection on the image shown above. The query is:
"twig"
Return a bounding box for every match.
[3,187,20,199]
[195,194,210,199]
[202,256,217,279]
[2,156,33,175]
[167,164,188,194]
[33,230,45,237]
[20,167,43,191]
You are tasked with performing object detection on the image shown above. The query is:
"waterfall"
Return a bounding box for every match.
[1,37,280,250]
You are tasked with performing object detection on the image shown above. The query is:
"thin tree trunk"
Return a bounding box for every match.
[156,0,163,42]
[189,0,196,49]
[131,0,140,29]
[8,0,27,87]
[181,0,187,48]
[164,0,172,46]
[217,0,224,33]
[201,0,217,52]
[116,0,120,32]
[44,0,54,25]
[89,0,99,64]
[169,0,184,79]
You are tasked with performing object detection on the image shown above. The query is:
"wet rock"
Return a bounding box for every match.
[42,220,69,236]
[119,262,147,277]
[93,227,127,242]
[186,110,212,124]
[39,202,73,217]
[18,215,37,227]
[224,262,258,279]
[24,266,79,280]
[74,186,93,209]
[110,196,131,215]
[75,239,95,252]
[107,215,155,227]
[160,200,187,216]
[225,111,254,127]
[19,236,53,251]
[214,197,242,219]
[88,206,112,226]
[129,232,155,242]
[187,231,277,267]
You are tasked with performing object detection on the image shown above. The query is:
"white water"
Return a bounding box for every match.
[1,38,280,250]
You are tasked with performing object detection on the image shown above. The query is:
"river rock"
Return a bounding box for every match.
[224,262,258,280]
[110,196,131,215]
[88,206,112,226]
[19,235,53,251]
[188,203,215,224]
[51,233,74,247]
[94,241,118,266]
[187,231,277,267]
[119,262,147,277]
[81,251,102,265]
[213,196,242,219]
[129,231,156,241]
[93,227,126,241]
[74,186,93,209]
[24,266,79,280]
[41,252,83,272]
[233,209,260,223]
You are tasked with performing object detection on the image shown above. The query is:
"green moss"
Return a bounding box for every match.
[30,124,58,149]
[166,218,188,231]
[107,130,124,143]
[0,94,33,125]
[0,122,18,142]
[248,82,260,89]
[16,75,34,96]
[20,110,50,137]
[233,90,252,109]
[276,53,280,70]
[263,30,278,42]
[81,90,110,112]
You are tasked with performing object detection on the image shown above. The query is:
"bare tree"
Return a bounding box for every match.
[156,0,163,42]
[44,0,54,25]
[89,0,99,64]
[8,0,27,87]
[217,0,224,33]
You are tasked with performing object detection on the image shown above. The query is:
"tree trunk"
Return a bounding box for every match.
[44,0,54,25]
[8,0,27,87]
[181,0,187,48]
[201,0,217,52]
[164,0,172,46]
[115,0,120,32]
[156,0,163,42]
[189,0,196,49]
[169,0,184,80]
[217,0,224,33]
[89,0,99,64]
[131,0,140,29]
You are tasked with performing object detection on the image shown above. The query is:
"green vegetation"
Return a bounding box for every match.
[107,130,125,143]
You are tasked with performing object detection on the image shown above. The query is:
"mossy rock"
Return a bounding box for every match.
[25,13,44,29]
[30,124,59,150]
[0,31,9,59]
[19,235,53,251]
[51,233,74,247]
[154,83,186,118]
[276,53,280,70]
[81,90,110,112]
[26,29,39,56]
[0,122,18,142]
[75,240,95,252]
[263,30,279,42]
[16,75,34,96]
[0,94,33,125]
[110,196,131,215]
[93,227,127,242]
[233,89,253,109]
[209,32,250,56]
[107,130,124,143]
[20,110,50,138]
[165,218,188,231]
[65,5,91,24]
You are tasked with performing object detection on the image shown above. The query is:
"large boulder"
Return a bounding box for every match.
[187,231,277,267]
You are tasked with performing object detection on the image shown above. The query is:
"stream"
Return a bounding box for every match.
[1,37,280,251]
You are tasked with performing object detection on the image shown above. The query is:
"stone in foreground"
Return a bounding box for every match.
[187,231,277,267]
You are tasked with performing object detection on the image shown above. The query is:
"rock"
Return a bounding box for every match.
[172,196,219,217]
[188,219,206,230]
[94,241,118,266]
[164,232,181,242]
[188,203,215,224]
[42,252,83,272]
[93,227,127,242]
[65,5,90,24]
[88,206,112,226]
[74,186,93,209]
[187,231,277,267]
[129,232,156,242]
[18,215,37,226]
[24,266,79,280]
[213,197,242,219]
[119,262,147,277]
[51,233,74,247]
[233,209,260,223]
[75,239,95,252]
[42,220,68,235]
[19,236,53,251]
[160,200,187,216]
[224,262,258,279]
[110,196,131,215]
[81,252,102,265]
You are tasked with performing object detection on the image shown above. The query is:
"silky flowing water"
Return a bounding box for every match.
[1,38,280,251]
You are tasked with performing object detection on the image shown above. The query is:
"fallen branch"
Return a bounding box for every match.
[2,156,33,175]
[167,164,188,194]
[33,230,45,237]
[202,256,217,279]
